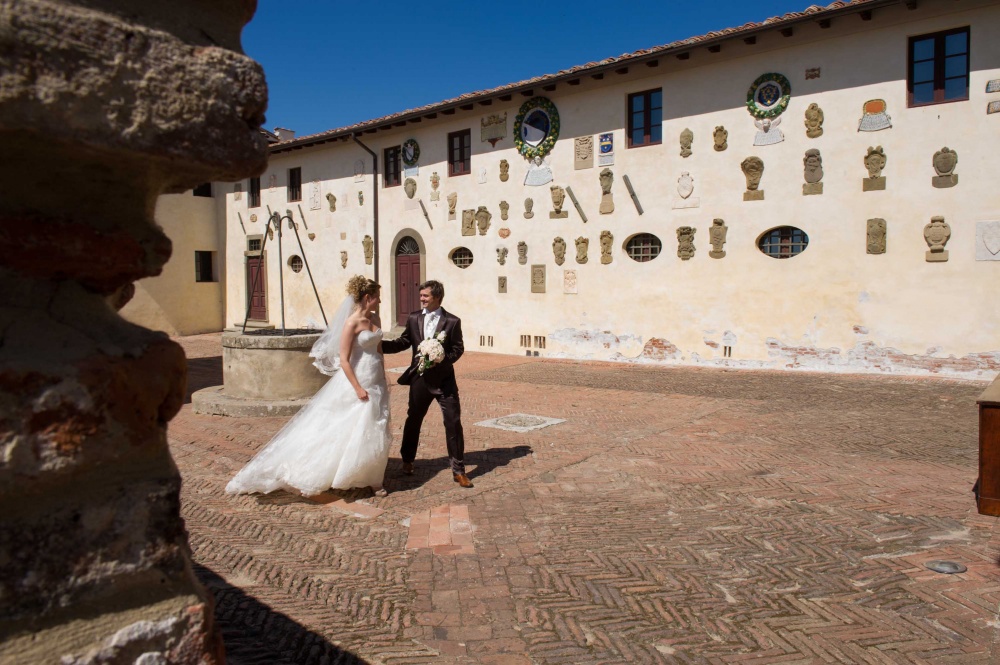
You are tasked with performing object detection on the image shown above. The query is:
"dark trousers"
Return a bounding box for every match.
[401,377,465,474]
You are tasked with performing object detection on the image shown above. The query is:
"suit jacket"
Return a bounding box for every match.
[382,308,464,393]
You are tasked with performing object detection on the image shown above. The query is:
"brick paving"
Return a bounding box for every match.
[171,333,1000,664]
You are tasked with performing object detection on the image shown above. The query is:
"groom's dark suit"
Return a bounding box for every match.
[381,308,466,474]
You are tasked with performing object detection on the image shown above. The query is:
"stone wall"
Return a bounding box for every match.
[0,0,267,661]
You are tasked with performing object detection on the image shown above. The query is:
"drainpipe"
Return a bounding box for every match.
[352,134,379,286]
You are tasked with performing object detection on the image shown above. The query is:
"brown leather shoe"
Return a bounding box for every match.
[401,462,414,476]
[453,473,473,488]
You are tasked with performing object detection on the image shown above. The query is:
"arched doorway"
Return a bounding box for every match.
[395,236,421,326]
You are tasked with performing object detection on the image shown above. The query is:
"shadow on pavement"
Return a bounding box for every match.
[388,444,534,489]
[194,563,370,665]
[185,355,222,403]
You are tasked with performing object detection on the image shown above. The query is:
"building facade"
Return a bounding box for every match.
[221,0,1000,378]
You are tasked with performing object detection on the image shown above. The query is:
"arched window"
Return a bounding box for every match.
[625,233,662,262]
[757,226,809,259]
[450,247,474,269]
[396,237,420,255]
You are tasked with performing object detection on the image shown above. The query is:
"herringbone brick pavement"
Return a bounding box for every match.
[171,333,1000,664]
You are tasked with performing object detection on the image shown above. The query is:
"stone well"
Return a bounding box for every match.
[193,331,328,416]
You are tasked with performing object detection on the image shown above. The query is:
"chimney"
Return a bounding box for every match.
[274,127,296,141]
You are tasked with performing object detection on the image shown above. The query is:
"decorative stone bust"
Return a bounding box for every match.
[680,128,693,158]
[574,236,589,264]
[326,192,337,212]
[599,168,614,214]
[517,240,528,265]
[932,147,958,188]
[863,146,887,191]
[741,156,765,200]
[804,103,824,138]
[676,226,696,260]
[447,192,457,219]
[403,177,416,199]
[709,219,727,259]
[429,172,440,201]
[496,246,508,265]
[802,148,823,195]
[524,197,534,219]
[499,200,509,220]
[550,185,568,219]
[475,206,492,235]
[713,126,728,152]
[924,216,951,261]
[499,159,510,182]
[552,236,566,266]
[599,230,613,264]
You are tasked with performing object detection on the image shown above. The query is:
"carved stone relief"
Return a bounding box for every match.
[932,147,958,188]
[462,209,475,236]
[498,227,511,239]
[575,136,594,170]
[340,250,348,268]
[550,185,568,219]
[741,156,765,201]
[496,246,508,265]
[476,206,492,235]
[234,182,242,200]
[679,128,693,158]
[404,177,416,199]
[858,99,892,132]
[976,221,1000,261]
[924,216,951,261]
[326,192,337,212]
[552,236,566,266]
[531,265,546,293]
[598,168,614,214]
[498,276,507,293]
[802,148,823,195]
[804,103,824,138]
[564,269,578,294]
[713,126,728,151]
[863,146,886,191]
[358,191,364,206]
[447,192,457,220]
[600,230,613,264]
[500,200,509,220]
[430,172,440,201]
[676,226,696,260]
[673,171,699,209]
[575,236,589,264]
[709,219,727,259]
[310,181,321,210]
[499,159,509,182]
[524,197,534,219]
[866,218,886,255]
[363,235,373,264]
[517,241,528,265]
[753,116,784,146]
[525,156,553,186]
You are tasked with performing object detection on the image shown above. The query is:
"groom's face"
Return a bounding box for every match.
[420,287,441,313]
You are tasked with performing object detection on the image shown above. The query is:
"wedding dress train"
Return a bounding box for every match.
[226,329,391,495]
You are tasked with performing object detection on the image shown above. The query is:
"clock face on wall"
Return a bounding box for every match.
[521,109,551,146]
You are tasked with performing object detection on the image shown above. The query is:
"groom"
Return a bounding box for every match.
[382,280,472,488]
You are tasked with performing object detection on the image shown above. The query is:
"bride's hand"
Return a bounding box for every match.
[355,387,369,401]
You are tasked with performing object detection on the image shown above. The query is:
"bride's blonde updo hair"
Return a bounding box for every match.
[346,274,380,303]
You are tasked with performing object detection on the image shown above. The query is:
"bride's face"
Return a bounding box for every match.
[362,290,381,311]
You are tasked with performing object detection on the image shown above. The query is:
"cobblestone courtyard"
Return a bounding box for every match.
[170,334,1000,664]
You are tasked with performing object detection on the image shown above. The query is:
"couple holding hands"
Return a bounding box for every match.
[227,276,472,497]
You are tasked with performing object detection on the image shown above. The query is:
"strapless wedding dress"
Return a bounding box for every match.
[226,329,391,495]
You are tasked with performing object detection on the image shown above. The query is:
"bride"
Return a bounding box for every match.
[226,275,392,496]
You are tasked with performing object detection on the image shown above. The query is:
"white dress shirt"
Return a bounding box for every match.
[422,308,441,340]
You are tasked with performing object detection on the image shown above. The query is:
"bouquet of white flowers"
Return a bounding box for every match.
[416,331,447,375]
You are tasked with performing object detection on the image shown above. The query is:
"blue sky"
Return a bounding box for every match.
[244,1,815,137]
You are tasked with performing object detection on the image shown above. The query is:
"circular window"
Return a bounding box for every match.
[287,255,303,272]
[450,247,474,269]
[625,233,662,262]
[757,226,809,259]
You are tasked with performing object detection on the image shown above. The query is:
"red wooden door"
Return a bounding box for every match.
[395,237,421,326]
[246,255,267,320]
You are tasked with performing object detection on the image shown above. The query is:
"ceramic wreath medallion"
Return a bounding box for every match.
[515,97,560,185]
[747,72,791,146]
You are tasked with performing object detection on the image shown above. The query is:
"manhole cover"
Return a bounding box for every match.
[925,560,967,574]
[496,415,547,428]
[475,413,566,433]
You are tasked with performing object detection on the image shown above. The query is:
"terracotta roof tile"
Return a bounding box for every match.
[272,0,886,151]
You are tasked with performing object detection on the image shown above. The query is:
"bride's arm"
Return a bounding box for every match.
[339,317,369,401]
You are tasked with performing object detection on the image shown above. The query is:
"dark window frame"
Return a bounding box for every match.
[448,129,472,177]
[287,167,302,202]
[625,233,662,262]
[450,247,474,268]
[384,146,402,187]
[627,88,663,148]
[192,183,212,198]
[907,26,970,107]
[194,250,216,282]
[757,226,809,259]
[248,177,261,208]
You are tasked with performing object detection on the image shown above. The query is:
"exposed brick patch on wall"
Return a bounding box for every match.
[637,337,682,361]
[549,328,642,352]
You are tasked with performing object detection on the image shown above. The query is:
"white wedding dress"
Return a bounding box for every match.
[226,329,391,496]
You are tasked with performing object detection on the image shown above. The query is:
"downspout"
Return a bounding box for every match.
[352,135,379,286]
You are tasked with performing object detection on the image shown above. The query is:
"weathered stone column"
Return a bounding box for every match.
[0,1,267,661]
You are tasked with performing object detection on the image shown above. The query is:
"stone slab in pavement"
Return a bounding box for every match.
[171,332,1000,664]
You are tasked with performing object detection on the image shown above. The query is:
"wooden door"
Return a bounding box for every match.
[246,255,267,321]
[395,237,421,326]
